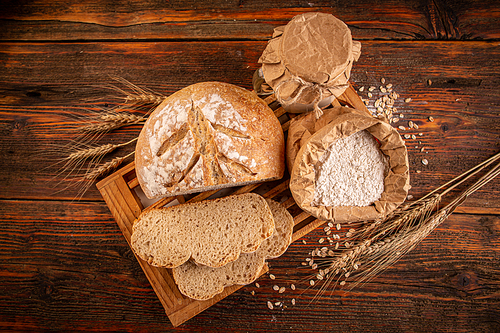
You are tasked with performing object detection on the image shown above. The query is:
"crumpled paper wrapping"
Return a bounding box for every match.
[258,12,361,118]
[288,106,410,223]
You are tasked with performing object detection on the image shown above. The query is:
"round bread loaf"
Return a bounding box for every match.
[135,82,285,199]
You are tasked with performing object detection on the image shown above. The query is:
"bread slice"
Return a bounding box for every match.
[172,199,294,300]
[131,193,275,268]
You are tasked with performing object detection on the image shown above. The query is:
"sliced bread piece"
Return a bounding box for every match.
[172,199,294,300]
[131,193,275,268]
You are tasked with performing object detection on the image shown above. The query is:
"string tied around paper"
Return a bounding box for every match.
[274,74,348,119]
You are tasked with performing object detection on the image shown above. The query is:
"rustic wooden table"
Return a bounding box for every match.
[1,1,499,332]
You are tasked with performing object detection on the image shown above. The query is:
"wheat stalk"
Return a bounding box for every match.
[103,75,166,107]
[83,152,134,181]
[57,137,137,176]
[308,151,500,296]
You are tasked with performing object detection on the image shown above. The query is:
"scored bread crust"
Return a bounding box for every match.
[172,199,294,300]
[135,81,285,199]
[130,193,275,268]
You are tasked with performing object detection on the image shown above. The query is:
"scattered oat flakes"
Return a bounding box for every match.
[353,263,359,270]
[267,301,273,310]
[312,263,318,270]
[275,301,281,306]
[386,83,393,89]
[359,86,365,92]
[368,92,373,98]
[380,87,387,93]
[279,287,286,294]
[422,158,429,165]
[340,281,346,286]
[428,116,434,122]
[301,262,307,266]
[319,238,325,244]
[291,284,296,291]
[405,98,412,103]
[251,291,255,296]
[310,280,315,286]
[369,86,376,92]
[428,79,432,86]
[404,134,411,139]
[398,126,406,131]
[302,240,307,244]
[255,282,260,288]
[408,121,414,128]
[292,298,296,305]
[399,113,404,118]
[414,123,419,129]
[269,274,276,280]
[336,223,341,231]
[273,285,279,291]
[412,134,417,140]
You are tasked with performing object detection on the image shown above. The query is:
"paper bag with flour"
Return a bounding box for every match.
[287,106,411,224]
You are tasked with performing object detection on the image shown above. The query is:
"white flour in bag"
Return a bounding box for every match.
[312,130,388,207]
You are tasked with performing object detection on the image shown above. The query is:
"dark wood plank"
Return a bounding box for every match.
[0,0,499,41]
[0,199,498,331]
[0,40,498,209]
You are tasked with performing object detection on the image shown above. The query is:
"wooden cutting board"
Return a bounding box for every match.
[96,84,370,327]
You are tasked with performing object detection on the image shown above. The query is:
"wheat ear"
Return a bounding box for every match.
[57,138,138,179]
[105,75,166,106]
[310,151,500,294]
[70,151,135,200]
[84,152,134,181]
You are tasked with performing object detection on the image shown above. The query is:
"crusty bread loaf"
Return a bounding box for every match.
[130,193,275,268]
[172,199,294,300]
[135,81,285,199]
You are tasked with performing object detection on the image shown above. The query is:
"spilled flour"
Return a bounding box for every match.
[312,130,387,207]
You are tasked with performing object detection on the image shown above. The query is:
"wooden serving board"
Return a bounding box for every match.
[96,84,370,327]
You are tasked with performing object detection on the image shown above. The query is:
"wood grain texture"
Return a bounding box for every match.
[0,41,498,207]
[1,1,499,331]
[0,199,498,331]
[0,0,499,41]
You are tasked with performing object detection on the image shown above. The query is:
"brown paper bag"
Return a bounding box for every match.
[288,106,410,223]
[258,12,361,118]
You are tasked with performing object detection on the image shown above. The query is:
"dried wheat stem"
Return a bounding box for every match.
[66,138,137,162]
[319,154,500,292]
[412,152,500,206]
[84,151,134,181]
[80,112,145,134]
[99,112,145,124]
[106,75,165,106]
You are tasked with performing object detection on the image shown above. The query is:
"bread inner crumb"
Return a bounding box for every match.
[312,130,387,207]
